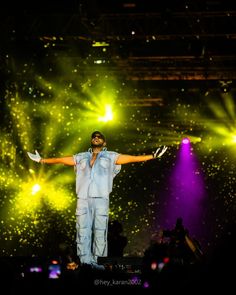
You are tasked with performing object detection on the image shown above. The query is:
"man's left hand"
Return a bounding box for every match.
[153,146,168,158]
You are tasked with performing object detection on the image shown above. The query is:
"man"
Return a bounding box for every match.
[27,131,167,270]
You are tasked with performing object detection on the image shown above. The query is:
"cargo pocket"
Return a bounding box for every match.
[76,207,88,229]
[99,157,109,169]
[93,207,108,256]
[76,208,88,255]
[78,158,87,170]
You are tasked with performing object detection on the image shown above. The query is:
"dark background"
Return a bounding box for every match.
[0,1,235,270]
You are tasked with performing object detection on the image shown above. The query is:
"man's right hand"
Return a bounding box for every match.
[27,150,42,163]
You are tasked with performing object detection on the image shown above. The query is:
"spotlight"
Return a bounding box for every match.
[31,183,41,195]
[182,137,190,144]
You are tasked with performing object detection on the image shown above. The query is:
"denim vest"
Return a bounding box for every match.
[73,149,121,199]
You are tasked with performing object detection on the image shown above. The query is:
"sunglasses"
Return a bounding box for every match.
[92,134,102,139]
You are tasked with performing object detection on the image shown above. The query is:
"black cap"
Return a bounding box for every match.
[91,131,106,142]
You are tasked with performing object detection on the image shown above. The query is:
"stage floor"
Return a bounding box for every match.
[0,255,232,293]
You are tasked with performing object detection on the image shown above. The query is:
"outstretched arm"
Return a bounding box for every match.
[41,157,74,166]
[116,154,153,165]
[27,150,75,166]
[116,146,167,165]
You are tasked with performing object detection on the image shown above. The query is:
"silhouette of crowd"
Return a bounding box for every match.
[142,217,204,289]
[108,220,128,257]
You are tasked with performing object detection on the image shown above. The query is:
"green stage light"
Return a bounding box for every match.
[98,104,114,122]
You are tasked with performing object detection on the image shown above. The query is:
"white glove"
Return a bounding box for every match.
[27,150,42,163]
[153,146,168,158]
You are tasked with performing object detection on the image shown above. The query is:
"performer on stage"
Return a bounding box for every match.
[27,131,167,270]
